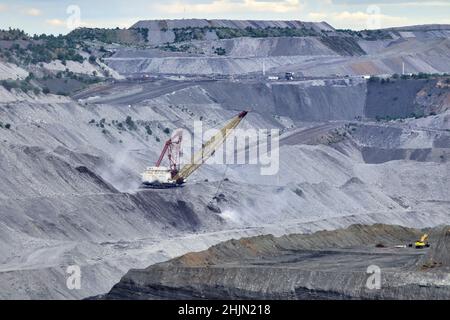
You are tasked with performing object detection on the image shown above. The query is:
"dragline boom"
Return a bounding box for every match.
[173,111,248,182]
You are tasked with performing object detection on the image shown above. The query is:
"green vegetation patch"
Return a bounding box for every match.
[336,29,393,41]
[67,27,147,45]
[0,78,40,94]
[214,47,226,56]
[0,32,85,65]
[0,28,28,41]
[170,26,320,43]
[0,121,11,129]
[320,36,366,56]
[215,26,319,39]
[159,43,192,53]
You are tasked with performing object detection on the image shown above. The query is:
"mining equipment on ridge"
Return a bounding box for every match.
[140,111,248,188]
[409,234,431,249]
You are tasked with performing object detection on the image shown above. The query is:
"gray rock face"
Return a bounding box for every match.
[130,19,333,46]
[102,224,450,300]
[198,80,367,121]
[1,20,450,299]
[1,75,449,299]
[418,227,450,270]
[365,79,440,119]
[181,37,338,57]
[99,22,450,76]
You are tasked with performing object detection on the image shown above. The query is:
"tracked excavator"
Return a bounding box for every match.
[408,234,431,249]
[140,111,248,188]
[414,234,431,249]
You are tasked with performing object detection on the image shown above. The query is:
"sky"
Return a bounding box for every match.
[0,0,449,35]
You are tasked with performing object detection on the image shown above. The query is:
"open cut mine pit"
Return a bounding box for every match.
[0,19,450,300]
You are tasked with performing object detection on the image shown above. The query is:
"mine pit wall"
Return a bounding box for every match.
[360,147,450,164]
[107,267,450,300]
[364,78,449,119]
[0,192,202,255]
[104,224,450,300]
[198,80,367,121]
[174,78,446,123]
[1,78,448,299]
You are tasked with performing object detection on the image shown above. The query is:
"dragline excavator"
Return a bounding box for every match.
[140,111,248,188]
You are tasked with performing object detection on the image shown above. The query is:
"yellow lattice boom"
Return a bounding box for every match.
[174,111,248,182]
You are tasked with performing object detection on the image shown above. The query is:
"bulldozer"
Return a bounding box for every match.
[409,234,431,249]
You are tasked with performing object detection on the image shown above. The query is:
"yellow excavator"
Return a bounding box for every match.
[409,234,431,249]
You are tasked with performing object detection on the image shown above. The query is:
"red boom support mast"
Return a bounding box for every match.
[155,129,183,177]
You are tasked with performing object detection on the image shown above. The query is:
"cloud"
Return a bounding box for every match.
[0,4,7,12]
[152,0,302,15]
[393,1,450,6]
[44,16,141,31]
[24,8,42,16]
[308,12,328,20]
[78,18,140,29]
[333,11,408,28]
[333,0,450,5]
[46,19,66,27]
[308,10,409,29]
